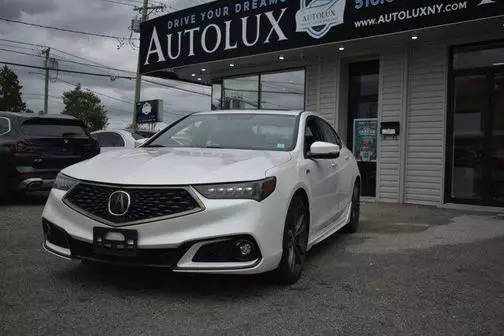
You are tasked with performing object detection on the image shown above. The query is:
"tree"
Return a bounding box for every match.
[0,65,27,112]
[62,84,108,132]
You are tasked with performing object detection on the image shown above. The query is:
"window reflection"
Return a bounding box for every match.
[223,76,259,109]
[215,69,305,110]
[211,82,222,110]
[261,70,305,110]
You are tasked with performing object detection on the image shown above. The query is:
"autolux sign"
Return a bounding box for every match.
[140,0,504,73]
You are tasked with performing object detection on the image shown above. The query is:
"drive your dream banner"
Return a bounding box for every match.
[140,0,504,73]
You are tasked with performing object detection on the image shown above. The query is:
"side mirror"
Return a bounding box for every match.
[309,141,340,159]
[134,138,149,147]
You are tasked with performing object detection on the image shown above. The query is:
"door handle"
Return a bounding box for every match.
[331,163,337,168]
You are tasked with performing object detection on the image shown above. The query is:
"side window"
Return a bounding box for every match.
[0,117,11,136]
[317,118,342,147]
[304,117,325,154]
[95,133,125,147]
[109,133,125,147]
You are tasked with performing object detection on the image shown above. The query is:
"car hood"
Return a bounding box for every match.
[63,147,292,185]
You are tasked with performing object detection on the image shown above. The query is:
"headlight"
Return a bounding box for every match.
[53,173,78,191]
[193,177,276,202]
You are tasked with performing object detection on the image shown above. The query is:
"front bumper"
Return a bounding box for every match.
[42,187,287,274]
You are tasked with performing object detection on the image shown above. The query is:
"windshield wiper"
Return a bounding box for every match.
[205,145,222,148]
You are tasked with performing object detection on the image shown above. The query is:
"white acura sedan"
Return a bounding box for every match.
[42,110,360,284]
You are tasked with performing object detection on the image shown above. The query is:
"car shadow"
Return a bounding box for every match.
[54,261,281,298]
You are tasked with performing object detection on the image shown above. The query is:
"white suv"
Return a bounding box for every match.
[42,110,360,284]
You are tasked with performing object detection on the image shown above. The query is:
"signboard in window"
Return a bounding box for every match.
[135,100,164,124]
[353,118,377,162]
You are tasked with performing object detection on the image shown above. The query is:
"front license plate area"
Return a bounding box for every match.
[93,227,138,257]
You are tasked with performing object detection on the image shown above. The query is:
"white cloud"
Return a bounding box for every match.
[0,0,211,130]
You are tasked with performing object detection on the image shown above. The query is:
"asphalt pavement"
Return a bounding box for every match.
[1,193,503,336]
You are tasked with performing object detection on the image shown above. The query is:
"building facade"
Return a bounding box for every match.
[140,0,504,208]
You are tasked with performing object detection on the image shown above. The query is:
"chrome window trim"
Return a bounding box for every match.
[0,117,11,136]
[62,182,206,227]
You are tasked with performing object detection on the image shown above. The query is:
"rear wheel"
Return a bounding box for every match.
[0,167,8,202]
[276,196,309,285]
[343,182,360,233]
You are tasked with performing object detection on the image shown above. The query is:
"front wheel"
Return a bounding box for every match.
[0,168,8,203]
[275,196,309,285]
[343,182,360,233]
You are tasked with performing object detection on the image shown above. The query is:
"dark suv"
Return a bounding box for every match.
[0,112,100,200]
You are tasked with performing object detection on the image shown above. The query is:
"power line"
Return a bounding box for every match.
[3,58,210,96]
[0,47,43,59]
[50,48,135,74]
[0,38,210,90]
[0,43,42,53]
[57,78,134,105]
[0,60,133,79]
[142,78,210,96]
[98,0,137,7]
[0,38,45,48]
[0,48,133,74]
[0,17,137,40]
[117,0,166,6]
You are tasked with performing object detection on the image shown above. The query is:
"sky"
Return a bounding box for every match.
[0,0,211,130]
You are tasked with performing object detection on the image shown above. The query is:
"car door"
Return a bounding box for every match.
[318,118,354,212]
[301,116,340,234]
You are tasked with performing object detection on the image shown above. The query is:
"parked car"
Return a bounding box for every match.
[0,112,100,200]
[91,130,145,152]
[41,110,360,284]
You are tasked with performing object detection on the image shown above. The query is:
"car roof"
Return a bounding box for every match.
[0,111,77,121]
[194,110,305,116]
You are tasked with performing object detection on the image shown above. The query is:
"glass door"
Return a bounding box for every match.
[348,60,379,197]
[450,74,487,201]
[448,42,504,206]
[490,72,504,204]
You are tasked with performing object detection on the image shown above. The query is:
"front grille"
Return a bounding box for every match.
[64,183,203,226]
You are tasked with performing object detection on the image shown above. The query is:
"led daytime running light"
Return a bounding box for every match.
[194,177,276,202]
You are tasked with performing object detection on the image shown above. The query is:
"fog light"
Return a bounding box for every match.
[234,240,254,260]
[239,242,252,256]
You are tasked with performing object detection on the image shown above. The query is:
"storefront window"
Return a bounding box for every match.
[214,69,305,110]
[453,42,504,70]
[223,75,259,109]
[211,82,222,110]
[261,70,305,110]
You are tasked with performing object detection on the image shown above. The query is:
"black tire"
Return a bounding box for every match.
[343,182,360,233]
[0,168,8,203]
[276,196,309,285]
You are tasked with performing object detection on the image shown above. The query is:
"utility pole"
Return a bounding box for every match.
[132,0,149,130]
[42,47,50,115]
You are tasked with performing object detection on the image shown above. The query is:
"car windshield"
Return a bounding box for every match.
[146,113,298,151]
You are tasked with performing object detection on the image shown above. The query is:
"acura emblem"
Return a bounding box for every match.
[108,191,131,216]
[64,139,69,144]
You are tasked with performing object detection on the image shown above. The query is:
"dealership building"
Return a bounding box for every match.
[139,0,504,208]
